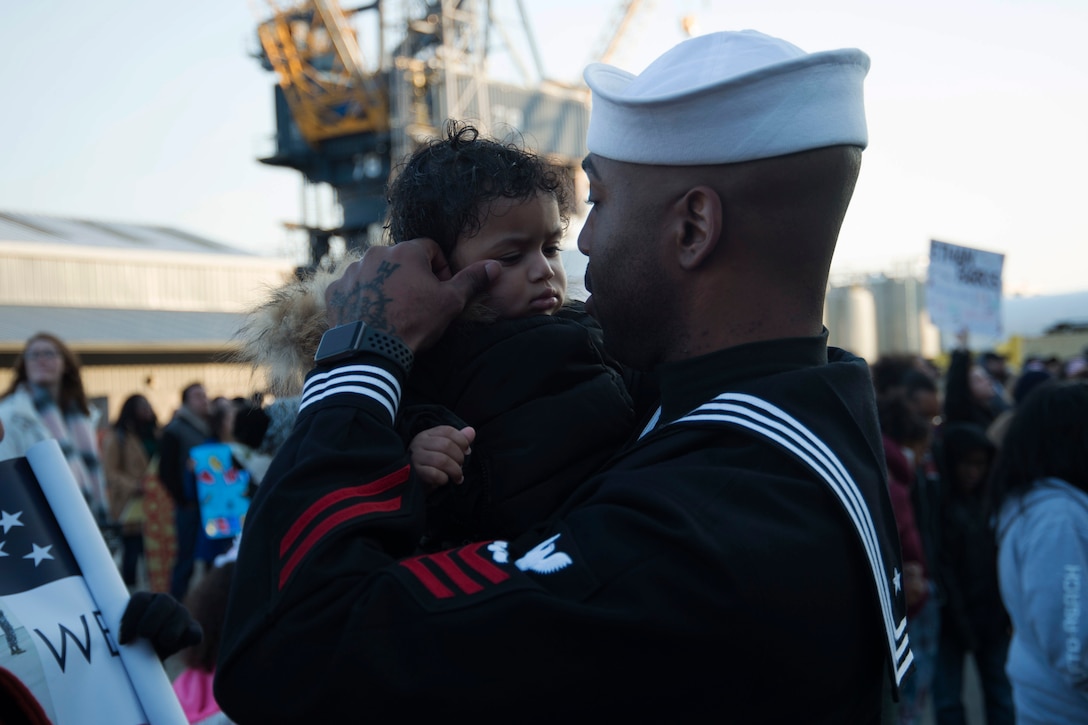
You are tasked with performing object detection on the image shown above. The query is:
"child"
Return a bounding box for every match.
[932,422,1015,725]
[172,555,237,724]
[238,122,646,547]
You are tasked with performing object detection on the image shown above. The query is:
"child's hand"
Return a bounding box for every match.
[409,425,475,493]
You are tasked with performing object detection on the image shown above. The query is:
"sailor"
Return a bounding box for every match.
[217,29,910,723]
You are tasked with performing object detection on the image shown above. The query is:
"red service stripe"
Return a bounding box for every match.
[427,551,484,595]
[278,497,402,590]
[458,543,510,585]
[400,558,455,599]
[280,466,409,557]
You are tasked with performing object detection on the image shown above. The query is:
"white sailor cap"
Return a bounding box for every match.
[584,30,870,166]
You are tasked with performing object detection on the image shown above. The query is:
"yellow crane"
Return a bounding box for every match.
[249,0,646,268]
[256,0,390,144]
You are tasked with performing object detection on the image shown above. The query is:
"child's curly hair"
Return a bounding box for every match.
[384,121,573,260]
[234,123,573,396]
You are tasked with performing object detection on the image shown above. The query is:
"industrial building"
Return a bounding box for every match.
[251,0,595,268]
[7,0,1076,421]
[0,0,624,426]
[825,274,942,364]
[0,211,296,425]
[824,271,1088,373]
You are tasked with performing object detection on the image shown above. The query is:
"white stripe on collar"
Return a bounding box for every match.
[659,391,912,686]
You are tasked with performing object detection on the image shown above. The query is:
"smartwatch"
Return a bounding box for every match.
[313,321,414,372]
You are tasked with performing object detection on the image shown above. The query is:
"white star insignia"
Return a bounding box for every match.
[0,510,23,535]
[893,568,902,595]
[0,540,7,557]
[24,543,54,567]
[487,541,510,564]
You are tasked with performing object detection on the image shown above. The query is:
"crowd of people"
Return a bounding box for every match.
[871,341,1088,725]
[5,327,1080,724]
[0,348,292,601]
[0,334,297,722]
[0,25,1086,725]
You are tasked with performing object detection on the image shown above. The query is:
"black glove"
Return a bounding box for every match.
[118,592,203,659]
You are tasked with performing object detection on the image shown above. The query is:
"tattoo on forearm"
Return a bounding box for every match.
[329,261,400,333]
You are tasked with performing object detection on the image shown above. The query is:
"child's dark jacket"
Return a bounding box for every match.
[400,302,641,544]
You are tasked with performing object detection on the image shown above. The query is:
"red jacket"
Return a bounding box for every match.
[883,435,929,616]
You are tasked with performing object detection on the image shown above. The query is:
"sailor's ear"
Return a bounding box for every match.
[669,186,722,271]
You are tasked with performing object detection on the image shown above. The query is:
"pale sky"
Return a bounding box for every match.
[2,0,1086,295]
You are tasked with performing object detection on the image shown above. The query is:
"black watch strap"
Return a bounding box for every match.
[313,321,414,372]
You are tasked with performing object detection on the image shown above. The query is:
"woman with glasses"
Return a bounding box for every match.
[0,332,109,525]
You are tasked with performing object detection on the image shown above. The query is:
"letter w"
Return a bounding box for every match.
[34,615,93,672]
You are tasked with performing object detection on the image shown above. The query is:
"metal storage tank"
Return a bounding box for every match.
[918,308,942,360]
[869,275,923,355]
[862,274,943,359]
[825,284,878,363]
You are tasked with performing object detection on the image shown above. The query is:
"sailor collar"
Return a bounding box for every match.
[654,330,829,427]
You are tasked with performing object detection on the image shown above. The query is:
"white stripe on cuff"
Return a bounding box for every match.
[300,364,402,422]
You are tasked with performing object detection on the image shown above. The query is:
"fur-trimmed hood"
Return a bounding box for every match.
[235,250,505,396]
[234,255,358,397]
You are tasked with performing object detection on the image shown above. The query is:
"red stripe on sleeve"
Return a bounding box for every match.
[428,551,484,595]
[280,465,409,557]
[458,542,511,585]
[278,497,402,590]
[400,558,455,599]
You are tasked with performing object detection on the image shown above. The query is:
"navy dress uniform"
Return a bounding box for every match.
[216,29,911,723]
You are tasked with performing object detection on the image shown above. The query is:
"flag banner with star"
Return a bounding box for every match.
[0,440,187,725]
[0,457,81,594]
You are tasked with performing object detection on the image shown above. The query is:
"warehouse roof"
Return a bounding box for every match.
[0,306,250,354]
[0,210,293,356]
[0,210,250,255]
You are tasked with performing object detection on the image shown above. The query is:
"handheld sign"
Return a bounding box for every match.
[926,239,1005,338]
[190,443,250,541]
[0,442,186,724]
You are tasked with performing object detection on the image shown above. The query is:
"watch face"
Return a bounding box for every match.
[316,322,363,361]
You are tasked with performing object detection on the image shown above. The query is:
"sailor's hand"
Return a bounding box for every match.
[325,238,499,352]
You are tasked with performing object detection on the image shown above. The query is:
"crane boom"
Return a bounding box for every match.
[251,0,592,270]
[594,0,645,65]
[256,0,389,144]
